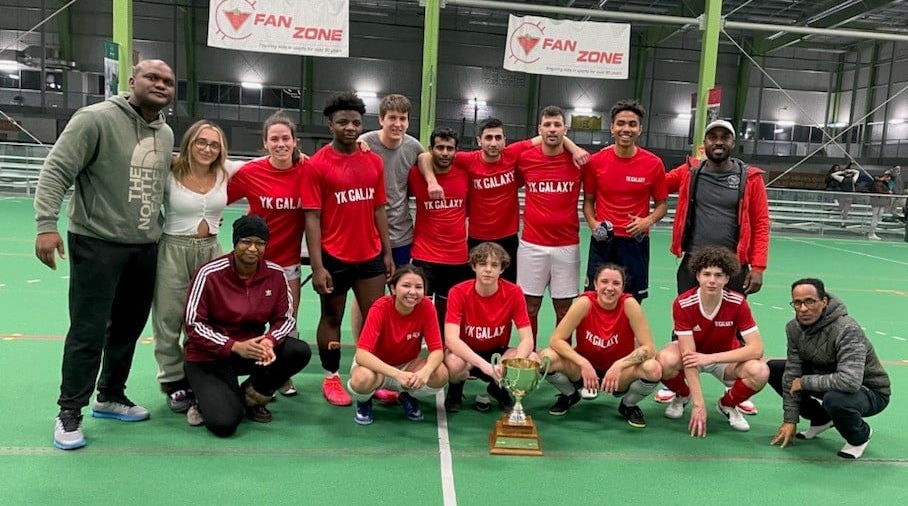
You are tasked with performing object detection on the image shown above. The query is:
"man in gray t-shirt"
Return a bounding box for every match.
[358,94,424,266]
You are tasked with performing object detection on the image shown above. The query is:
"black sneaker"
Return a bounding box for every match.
[618,401,646,428]
[445,382,465,413]
[548,391,581,416]
[474,394,491,412]
[486,383,514,412]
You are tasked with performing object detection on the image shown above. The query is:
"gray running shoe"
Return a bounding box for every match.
[91,395,150,422]
[53,409,86,450]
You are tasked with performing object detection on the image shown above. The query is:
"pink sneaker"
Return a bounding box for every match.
[654,388,676,403]
[737,399,758,415]
[373,388,399,404]
[322,376,352,406]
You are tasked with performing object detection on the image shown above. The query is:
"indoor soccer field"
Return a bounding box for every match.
[1,196,905,505]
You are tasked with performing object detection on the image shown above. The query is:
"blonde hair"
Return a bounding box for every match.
[171,120,228,183]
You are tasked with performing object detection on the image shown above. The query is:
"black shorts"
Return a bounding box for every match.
[586,235,650,301]
[469,233,518,283]
[411,259,472,298]
[320,250,386,295]
[471,346,510,383]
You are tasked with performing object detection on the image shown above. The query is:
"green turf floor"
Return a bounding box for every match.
[1,196,906,505]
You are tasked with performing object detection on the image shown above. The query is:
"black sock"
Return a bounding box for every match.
[319,347,341,373]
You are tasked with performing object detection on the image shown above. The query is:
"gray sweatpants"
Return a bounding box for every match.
[152,234,222,384]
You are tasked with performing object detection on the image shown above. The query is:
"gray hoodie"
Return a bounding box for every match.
[34,94,174,243]
[781,295,891,423]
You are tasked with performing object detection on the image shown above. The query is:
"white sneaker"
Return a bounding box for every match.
[53,410,86,450]
[654,388,676,403]
[796,421,834,440]
[186,404,204,427]
[838,428,873,459]
[868,233,881,241]
[717,400,750,431]
[664,395,689,419]
[580,388,599,400]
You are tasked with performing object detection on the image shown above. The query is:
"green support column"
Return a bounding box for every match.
[113,0,133,92]
[303,56,315,125]
[830,54,845,126]
[181,4,197,118]
[691,0,722,156]
[862,42,881,144]
[57,0,73,110]
[732,37,759,137]
[419,0,441,146]
[525,74,539,139]
[633,40,651,100]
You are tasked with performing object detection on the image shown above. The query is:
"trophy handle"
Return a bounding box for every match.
[490,353,503,386]
[540,355,551,378]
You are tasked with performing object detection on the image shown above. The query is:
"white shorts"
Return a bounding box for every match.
[351,358,418,391]
[282,264,301,281]
[516,239,580,299]
[699,362,734,387]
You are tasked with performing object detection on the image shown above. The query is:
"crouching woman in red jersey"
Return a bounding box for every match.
[539,263,662,428]
[443,242,536,413]
[348,266,449,425]
[183,216,312,437]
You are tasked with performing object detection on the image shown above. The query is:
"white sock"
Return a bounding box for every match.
[546,372,577,396]
[324,370,338,379]
[406,385,443,399]
[622,379,658,407]
[838,428,873,459]
[796,420,834,440]
[346,379,375,403]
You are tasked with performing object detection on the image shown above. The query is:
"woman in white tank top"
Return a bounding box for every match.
[152,120,237,418]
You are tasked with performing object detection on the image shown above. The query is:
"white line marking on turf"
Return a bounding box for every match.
[25,279,41,283]
[658,286,669,290]
[771,306,784,310]
[60,275,69,280]
[893,336,906,341]
[875,331,886,336]
[752,302,763,306]
[435,390,457,506]
[783,237,908,267]
[0,284,6,288]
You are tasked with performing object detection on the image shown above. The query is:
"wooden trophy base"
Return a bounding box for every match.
[488,415,543,456]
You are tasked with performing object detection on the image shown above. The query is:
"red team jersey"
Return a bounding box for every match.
[517,147,582,247]
[454,139,534,240]
[445,279,531,352]
[358,295,443,366]
[227,158,307,268]
[301,145,387,263]
[408,166,469,264]
[584,146,668,238]
[672,287,758,354]
[574,292,636,371]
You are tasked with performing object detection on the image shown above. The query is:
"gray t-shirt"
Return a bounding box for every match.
[687,163,742,253]
[359,131,424,247]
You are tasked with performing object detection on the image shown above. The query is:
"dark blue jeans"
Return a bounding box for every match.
[768,359,889,445]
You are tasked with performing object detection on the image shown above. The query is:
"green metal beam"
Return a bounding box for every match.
[56,0,73,61]
[862,42,881,144]
[731,37,758,136]
[691,0,722,156]
[113,0,133,93]
[764,0,894,53]
[419,0,441,146]
[830,53,845,125]
[633,32,651,100]
[303,56,314,125]
[180,4,196,118]
[525,74,539,138]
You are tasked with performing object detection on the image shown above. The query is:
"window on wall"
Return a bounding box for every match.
[219,84,239,105]
[241,86,261,106]
[198,82,217,103]
[792,125,811,143]
[45,71,63,91]
[20,70,41,90]
[262,87,300,109]
[0,73,19,89]
[177,80,187,100]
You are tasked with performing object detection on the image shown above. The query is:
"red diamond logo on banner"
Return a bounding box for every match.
[517,33,540,55]
[224,9,251,31]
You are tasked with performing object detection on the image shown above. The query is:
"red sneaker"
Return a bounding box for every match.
[373,388,399,404]
[322,376,352,406]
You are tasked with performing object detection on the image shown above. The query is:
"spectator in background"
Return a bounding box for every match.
[829,165,858,227]
[886,165,904,221]
[824,164,841,191]
[867,171,893,240]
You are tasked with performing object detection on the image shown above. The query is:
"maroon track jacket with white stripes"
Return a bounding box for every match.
[183,252,295,362]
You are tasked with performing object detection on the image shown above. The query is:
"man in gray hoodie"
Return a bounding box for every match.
[34,59,175,450]
[769,278,890,459]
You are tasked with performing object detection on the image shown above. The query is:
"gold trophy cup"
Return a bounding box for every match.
[488,354,550,456]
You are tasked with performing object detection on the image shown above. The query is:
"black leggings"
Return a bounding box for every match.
[185,338,311,437]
